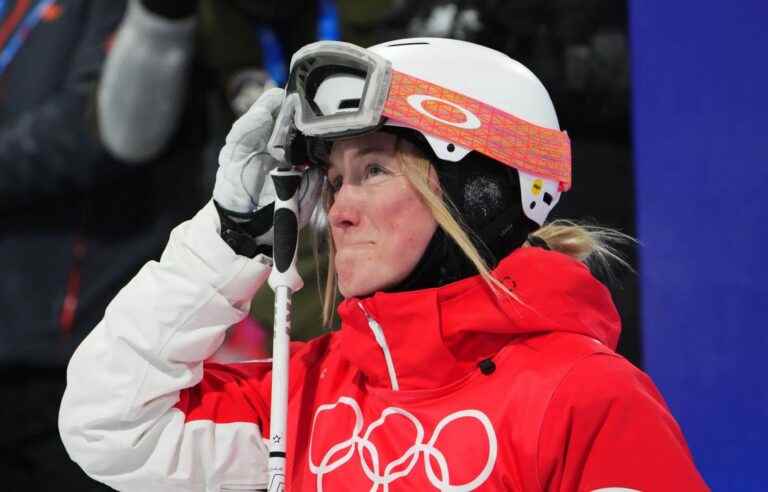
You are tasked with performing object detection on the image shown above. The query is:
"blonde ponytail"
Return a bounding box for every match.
[528,220,636,277]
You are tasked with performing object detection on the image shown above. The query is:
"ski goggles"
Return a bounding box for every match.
[268,41,572,189]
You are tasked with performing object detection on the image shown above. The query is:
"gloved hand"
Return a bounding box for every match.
[214,87,322,257]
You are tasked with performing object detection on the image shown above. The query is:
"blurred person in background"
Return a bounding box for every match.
[100,0,337,359]
[0,1,127,489]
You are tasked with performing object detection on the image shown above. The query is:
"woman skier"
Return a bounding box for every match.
[60,38,708,491]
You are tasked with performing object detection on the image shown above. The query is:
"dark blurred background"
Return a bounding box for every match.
[1,0,765,490]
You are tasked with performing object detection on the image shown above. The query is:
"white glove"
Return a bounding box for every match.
[213,87,323,252]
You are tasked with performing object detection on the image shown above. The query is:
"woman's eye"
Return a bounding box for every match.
[328,175,342,193]
[365,163,388,179]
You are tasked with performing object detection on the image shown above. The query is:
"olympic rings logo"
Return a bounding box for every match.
[308,396,498,491]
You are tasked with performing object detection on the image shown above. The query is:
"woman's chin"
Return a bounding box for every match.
[338,277,375,299]
[335,254,412,298]
[337,270,389,299]
[335,256,377,298]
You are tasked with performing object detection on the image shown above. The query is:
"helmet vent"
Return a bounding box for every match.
[386,41,430,47]
[447,143,456,152]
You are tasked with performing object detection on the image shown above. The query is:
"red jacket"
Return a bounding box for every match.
[182,248,707,491]
[60,204,708,491]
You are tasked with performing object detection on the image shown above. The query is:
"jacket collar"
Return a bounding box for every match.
[336,247,621,391]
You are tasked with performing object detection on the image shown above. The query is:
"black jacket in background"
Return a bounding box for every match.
[0,0,210,367]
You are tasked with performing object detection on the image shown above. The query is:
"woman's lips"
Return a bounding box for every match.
[337,241,375,249]
[335,242,375,261]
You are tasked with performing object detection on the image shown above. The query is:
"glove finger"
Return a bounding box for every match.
[215,88,285,213]
[222,88,285,160]
[246,154,279,210]
[237,152,277,209]
[252,87,285,119]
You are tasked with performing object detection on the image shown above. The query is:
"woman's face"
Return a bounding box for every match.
[327,132,438,298]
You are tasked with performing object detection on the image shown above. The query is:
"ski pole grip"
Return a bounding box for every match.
[268,168,304,292]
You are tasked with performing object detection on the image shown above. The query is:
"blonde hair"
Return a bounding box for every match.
[317,139,634,326]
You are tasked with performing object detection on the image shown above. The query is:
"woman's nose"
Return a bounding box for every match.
[328,184,362,230]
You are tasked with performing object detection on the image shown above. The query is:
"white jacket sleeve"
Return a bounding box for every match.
[59,201,272,491]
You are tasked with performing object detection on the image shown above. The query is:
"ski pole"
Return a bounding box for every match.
[267,165,304,492]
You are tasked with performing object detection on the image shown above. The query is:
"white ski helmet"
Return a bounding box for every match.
[268,37,571,225]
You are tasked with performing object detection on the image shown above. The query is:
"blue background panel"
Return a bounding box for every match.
[629,1,768,489]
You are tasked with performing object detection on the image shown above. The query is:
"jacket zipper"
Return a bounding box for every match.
[357,302,399,391]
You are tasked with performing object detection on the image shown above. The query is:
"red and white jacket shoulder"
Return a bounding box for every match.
[59,202,276,492]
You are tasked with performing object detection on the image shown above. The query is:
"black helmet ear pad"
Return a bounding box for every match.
[434,151,537,266]
[385,143,537,293]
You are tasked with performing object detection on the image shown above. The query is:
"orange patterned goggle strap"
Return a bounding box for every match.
[382,70,572,190]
